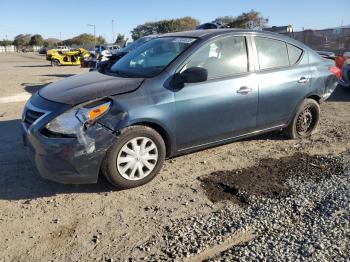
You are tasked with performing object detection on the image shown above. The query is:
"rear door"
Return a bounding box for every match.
[253,37,311,128]
[174,35,258,150]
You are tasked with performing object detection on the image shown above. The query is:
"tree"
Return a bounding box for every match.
[177,16,200,31]
[131,22,157,40]
[131,16,199,40]
[29,34,44,46]
[0,40,13,46]
[215,10,268,29]
[63,34,106,46]
[45,38,61,47]
[96,36,107,45]
[115,34,126,46]
[13,34,31,47]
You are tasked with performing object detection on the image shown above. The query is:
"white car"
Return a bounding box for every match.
[106,44,121,55]
[56,46,70,52]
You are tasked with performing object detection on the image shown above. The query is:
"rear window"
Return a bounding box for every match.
[255,37,289,70]
[287,44,303,65]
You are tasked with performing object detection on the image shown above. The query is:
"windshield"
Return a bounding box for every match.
[110,37,196,78]
[121,37,153,53]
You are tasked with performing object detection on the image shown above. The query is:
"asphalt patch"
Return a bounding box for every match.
[200,153,345,205]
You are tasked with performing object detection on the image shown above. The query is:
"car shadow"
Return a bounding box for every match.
[15,65,51,68]
[243,130,286,142]
[21,83,51,94]
[40,74,76,78]
[327,84,350,102]
[0,119,116,201]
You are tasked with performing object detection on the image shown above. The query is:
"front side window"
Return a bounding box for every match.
[110,37,196,78]
[184,36,248,79]
[255,37,289,70]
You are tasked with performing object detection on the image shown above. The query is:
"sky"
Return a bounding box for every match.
[0,0,349,43]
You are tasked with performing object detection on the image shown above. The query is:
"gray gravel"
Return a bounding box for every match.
[144,151,350,261]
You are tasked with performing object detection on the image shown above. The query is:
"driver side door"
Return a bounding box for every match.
[174,35,258,150]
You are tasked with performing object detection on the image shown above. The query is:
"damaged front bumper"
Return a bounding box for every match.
[22,94,116,184]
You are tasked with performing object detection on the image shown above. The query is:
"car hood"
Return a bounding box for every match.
[39,71,144,105]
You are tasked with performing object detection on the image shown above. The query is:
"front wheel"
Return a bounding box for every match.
[284,99,320,139]
[101,125,166,189]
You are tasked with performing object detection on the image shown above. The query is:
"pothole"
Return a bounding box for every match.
[200,153,345,205]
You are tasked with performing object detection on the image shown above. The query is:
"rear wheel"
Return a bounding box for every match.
[284,99,320,139]
[51,59,60,67]
[101,125,166,189]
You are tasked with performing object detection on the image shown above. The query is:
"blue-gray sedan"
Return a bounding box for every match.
[22,29,339,188]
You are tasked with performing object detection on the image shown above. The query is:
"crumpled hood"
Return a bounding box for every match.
[39,71,144,105]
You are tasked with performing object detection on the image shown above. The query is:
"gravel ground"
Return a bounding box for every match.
[135,152,350,261]
[0,53,350,261]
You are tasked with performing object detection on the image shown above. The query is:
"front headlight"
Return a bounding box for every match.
[45,100,111,135]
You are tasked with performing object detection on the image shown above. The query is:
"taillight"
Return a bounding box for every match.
[329,66,341,80]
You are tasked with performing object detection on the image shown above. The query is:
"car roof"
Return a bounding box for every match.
[162,29,276,38]
[161,29,309,49]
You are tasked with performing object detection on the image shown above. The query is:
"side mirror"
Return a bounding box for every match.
[180,67,208,83]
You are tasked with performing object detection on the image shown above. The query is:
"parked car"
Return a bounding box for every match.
[56,45,70,52]
[339,53,350,88]
[38,47,48,55]
[106,44,121,55]
[46,46,71,61]
[50,48,90,66]
[22,29,339,189]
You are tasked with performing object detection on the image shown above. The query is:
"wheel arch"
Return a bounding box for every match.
[287,94,321,126]
[129,120,173,158]
[306,94,321,104]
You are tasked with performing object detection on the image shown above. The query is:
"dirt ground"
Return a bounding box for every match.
[0,53,349,261]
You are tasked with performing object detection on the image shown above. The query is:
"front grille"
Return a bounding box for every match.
[23,109,44,128]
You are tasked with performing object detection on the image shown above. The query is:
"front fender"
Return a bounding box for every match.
[97,93,177,156]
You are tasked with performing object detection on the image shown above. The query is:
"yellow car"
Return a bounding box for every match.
[49,48,90,66]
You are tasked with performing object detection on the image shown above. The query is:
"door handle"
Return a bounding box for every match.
[298,77,309,84]
[237,86,253,95]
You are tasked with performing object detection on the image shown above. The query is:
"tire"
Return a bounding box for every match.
[101,125,166,189]
[51,59,60,67]
[284,98,320,139]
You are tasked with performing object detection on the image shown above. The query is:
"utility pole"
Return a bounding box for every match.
[112,19,115,43]
[87,24,96,45]
[59,32,62,43]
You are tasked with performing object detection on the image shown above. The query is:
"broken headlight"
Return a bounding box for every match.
[45,100,111,135]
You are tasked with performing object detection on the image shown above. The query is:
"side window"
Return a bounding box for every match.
[287,44,303,65]
[185,36,248,79]
[255,37,289,70]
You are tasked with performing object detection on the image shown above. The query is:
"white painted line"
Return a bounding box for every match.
[0,92,31,104]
